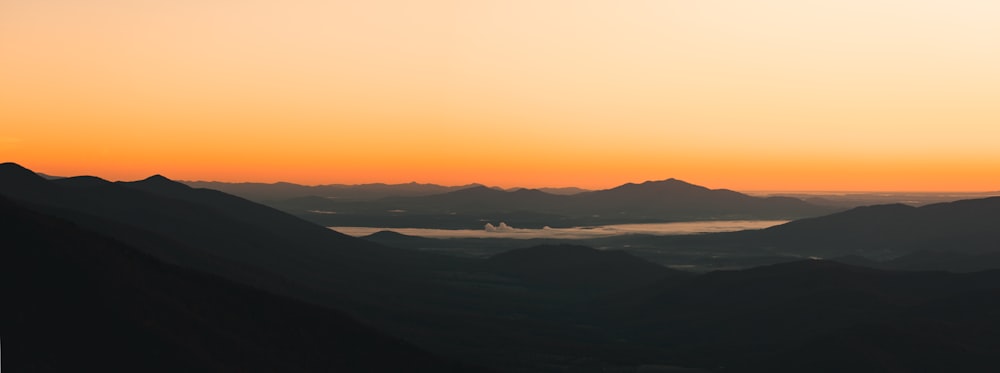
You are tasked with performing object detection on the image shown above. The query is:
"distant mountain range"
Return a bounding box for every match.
[269,178,835,229]
[182,180,589,202]
[5,161,1000,372]
[182,180,484,201]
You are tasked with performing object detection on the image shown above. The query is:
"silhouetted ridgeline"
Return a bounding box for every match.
[0,163,685,371]
[725,196,1000,269]
[268,178,836,229]
[182,180,590,202]
[5,162,1000,372]
[0,196,477,372]
[182,180,485,202]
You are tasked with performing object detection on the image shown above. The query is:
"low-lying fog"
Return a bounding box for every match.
[332,220,788,239]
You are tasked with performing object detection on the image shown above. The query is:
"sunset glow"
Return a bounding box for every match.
[2,1,998,191]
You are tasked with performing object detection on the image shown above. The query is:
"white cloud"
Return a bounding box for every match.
[484,222,516,232]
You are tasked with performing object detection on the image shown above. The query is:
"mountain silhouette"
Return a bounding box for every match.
[0,163,687,371]
[577,195,1000,272]
[183,180,590,202]
[741,196,1000,261]
[0,164,505,353]
[183,180,484,202]
[0,162,62,202]
[575,178,823,216]
[7,162,1000,372]
[1,196,479,372]
[272,177,834,229]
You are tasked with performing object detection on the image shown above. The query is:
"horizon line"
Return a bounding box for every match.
[19,164,998,194]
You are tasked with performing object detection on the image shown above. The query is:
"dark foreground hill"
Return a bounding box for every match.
[0,162,465,298]
[598,260,1000,371]
[0,196,476,372]
[483,244,690,293]
[0,163,693,371]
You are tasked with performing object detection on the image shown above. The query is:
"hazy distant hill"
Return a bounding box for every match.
[754,190,1000,208]
[574,178,827,217]
[182,180,590,203]
[513,186,589,195]
[276,178,835,229]
[1,196,476,372]
[182,180,486,202]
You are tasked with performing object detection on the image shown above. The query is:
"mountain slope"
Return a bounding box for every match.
[601,260,1000,370]
[744,196,1000,260]
[0,164,464,282]
[0,163,684,371]
[483,244,690,293]
[0,196,477,372]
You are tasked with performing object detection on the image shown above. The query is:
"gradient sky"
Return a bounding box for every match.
[2,1,998,191]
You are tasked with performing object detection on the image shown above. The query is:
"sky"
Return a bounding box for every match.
[2,0,998,191]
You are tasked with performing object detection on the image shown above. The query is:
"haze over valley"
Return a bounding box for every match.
[4,0,1000,371]
[5,163,1000,371]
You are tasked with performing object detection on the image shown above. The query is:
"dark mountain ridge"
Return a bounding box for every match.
[607,195,1000,272]
[183,179,486,202]
[741,196,1000,261]
[1,163,690,371]
[7,162,1000,372]
[1,196,475,372]
[0,163,495,334]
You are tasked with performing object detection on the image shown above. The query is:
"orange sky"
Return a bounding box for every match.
[2,0,998,191]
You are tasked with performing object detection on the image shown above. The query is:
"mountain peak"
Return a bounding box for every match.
[447,185,504,195]
[646,178,699,187]
[363,230,421,240]
[0,163,60,201]
[607,178,710,194]
[511,188,551,196]
[130,174,191,191]
[0,162,49,187]
[0,162,42,179]
[52,176,111,188]
[143,174,172,182]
